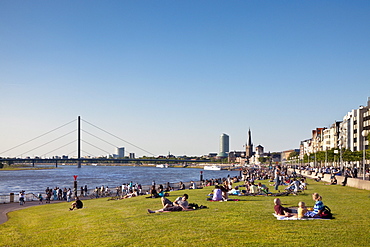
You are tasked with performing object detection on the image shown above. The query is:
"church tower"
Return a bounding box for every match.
[245,128,253,162]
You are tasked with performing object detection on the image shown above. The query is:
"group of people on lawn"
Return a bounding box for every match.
[274,193,325,218]
[147,193,191,213]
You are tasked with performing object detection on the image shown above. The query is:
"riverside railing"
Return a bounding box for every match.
[0,181,202,204]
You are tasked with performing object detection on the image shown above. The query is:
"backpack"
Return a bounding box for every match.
[188,203,208,210]
[188,203,199,210]
[320,206,333,219]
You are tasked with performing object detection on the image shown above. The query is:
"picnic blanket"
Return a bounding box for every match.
[272,213,330,220]
[208,199,240,202]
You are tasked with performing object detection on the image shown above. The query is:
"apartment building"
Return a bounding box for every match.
[322,121,341,151]
[301,97,370,156]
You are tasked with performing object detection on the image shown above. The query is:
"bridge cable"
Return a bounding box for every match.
[0,119,76,155]
[81,140,111,155]
[41,140,76,157]
[81,130,118,148]
[17,129,76,157]
[81,119,155,156]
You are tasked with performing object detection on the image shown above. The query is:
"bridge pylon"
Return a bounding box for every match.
[77,116,81,168]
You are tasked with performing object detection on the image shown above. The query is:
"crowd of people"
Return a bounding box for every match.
[13,164,344,218]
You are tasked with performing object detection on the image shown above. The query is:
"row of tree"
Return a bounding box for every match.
[288,148,370,165]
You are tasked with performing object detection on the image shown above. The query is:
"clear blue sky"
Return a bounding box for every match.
[1,1,370,158]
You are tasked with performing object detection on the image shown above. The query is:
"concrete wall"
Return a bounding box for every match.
[299,170,370,190]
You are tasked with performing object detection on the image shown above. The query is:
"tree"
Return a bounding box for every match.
[258,157,268,164]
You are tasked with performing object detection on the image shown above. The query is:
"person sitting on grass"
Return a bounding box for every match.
[160,194,174,207]
[305,193,324,218]
[330,175,337,185]
[299,178,307,191]
[257,183,269,194]
[146,185,159,198]
[179,181,185,190]
[286,178,300,194]
[209,185,223,201]
[249,182,259,195]
[147,194,192,213]
[121,189,138,199]
[69,197,83,211]
[273,198,294,217]
[297,201,308,219]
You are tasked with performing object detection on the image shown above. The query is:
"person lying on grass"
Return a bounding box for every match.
[147,194,192,213]
[274,198,294,217]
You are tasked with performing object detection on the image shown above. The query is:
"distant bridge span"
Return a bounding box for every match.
[1,158,211,167]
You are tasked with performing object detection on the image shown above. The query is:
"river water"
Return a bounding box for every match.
[0,165,239,195]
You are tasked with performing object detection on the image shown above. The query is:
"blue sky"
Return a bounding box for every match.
[1,1,370,158]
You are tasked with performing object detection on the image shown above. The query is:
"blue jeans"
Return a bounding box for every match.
[275,178,280,190]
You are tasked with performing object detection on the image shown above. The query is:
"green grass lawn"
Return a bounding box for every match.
[1,179,370,247]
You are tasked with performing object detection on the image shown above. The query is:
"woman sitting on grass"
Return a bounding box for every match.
[209,185,223,201]
[305,193,324,218]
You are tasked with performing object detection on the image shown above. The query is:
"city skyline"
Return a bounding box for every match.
[1,1,370,157]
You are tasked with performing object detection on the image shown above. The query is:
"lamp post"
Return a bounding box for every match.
[362,130,368,180]
[338,137,343,171]
[334,149,338,167]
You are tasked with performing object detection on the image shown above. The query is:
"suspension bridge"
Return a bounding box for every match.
[0,116,210,167]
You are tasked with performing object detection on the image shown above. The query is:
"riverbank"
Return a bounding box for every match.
[0,165,240,196]
[0,179,209,225]
[1,178,370,246]
[0,180,201,204]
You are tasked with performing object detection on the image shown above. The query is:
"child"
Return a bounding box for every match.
[305,193,324,218]
[297,201,308,218]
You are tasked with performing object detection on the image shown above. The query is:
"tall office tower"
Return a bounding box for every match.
[218,133,229,158]
[116,147,125,158]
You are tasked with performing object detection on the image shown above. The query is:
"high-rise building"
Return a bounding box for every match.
[218,133,229,158]
[116,147,125,158]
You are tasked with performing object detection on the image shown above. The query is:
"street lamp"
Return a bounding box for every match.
[334,149,339,167]
[362,130,368,180]
[338,138,343,171]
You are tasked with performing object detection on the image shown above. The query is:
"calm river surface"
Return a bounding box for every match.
[0,165,239,195]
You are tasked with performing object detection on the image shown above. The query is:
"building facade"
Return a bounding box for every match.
[116,147,125,158]
[218,133,229,158]
[300,97,370,166]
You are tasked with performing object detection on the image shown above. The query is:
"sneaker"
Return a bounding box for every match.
[147,209,155,214]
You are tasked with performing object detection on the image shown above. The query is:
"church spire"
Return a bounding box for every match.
[245,128,253,161]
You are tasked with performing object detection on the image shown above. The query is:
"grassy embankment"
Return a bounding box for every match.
[0,165,56,171]
[0,179,369,247]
